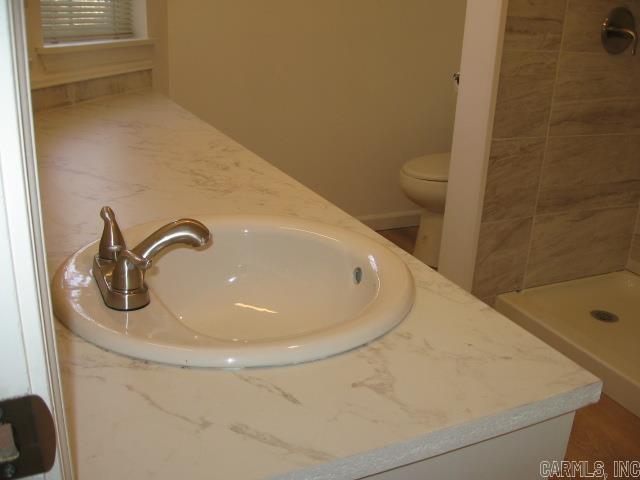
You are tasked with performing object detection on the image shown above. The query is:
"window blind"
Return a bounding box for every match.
[41,0,133,43]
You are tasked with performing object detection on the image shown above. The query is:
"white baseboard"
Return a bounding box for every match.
[357,209,422,231]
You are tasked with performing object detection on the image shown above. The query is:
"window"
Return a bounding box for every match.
[40,0,134,44]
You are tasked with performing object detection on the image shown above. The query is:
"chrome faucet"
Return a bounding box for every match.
[93,206,211,311]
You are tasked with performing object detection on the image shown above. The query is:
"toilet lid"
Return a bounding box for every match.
[401,153,450,182]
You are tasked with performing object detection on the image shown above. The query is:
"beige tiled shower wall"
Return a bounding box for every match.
[31,70,152,111]
[473,0,640,302]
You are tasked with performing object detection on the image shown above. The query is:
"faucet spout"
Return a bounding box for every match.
[92,207,212,310]
[132,219,211,261]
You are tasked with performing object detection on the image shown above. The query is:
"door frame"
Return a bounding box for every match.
[439,0,508,291]
[0,0,72,478]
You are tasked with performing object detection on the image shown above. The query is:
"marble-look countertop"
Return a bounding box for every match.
[35,92,601,480]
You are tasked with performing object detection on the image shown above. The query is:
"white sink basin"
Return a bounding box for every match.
[52,215,414,367]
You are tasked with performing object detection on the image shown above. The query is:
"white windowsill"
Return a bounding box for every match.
[30,61,154,90]
[36,38,155,56]
[31,37,155,89]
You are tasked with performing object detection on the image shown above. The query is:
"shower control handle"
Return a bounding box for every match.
[602,23,637,54]
[602,7,637,55]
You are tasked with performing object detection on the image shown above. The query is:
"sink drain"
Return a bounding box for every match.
[353,267,363,284]
[590,310,619,323]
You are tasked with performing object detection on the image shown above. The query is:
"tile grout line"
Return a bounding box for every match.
[504,48,634,56]
[494,131,640,141]
[483,203,640,229]
[536,203,640,219]
[520,0,572,291]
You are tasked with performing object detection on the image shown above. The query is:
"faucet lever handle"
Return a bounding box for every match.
[111,249,151,293]
[99,206,126,261]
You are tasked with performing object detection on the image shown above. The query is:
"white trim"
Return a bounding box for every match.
[0,0,71,477]
[132,0,148,39]
[36,37,154,55]
[438,0,508,291]
[358,210,422,231]
[30,59,152,89]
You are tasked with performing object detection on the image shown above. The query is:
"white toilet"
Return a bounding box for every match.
[399,153,450,268]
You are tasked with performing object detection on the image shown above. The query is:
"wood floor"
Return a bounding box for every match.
[377,226,418,255]
[565,395,640,474]
[376,226,640,473]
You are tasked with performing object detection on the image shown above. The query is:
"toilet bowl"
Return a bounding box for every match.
[399,153,450,268]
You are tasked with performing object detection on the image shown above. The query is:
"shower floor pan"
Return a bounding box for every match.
[495,271,640,417]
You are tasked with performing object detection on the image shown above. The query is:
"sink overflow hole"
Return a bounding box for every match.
[590,310,619,323]
[353,267,363,284]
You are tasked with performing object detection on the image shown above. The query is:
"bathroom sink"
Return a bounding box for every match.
[52,215,414,367]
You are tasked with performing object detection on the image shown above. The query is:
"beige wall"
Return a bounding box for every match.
[166,0,466,219]
[473,0,640,302]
